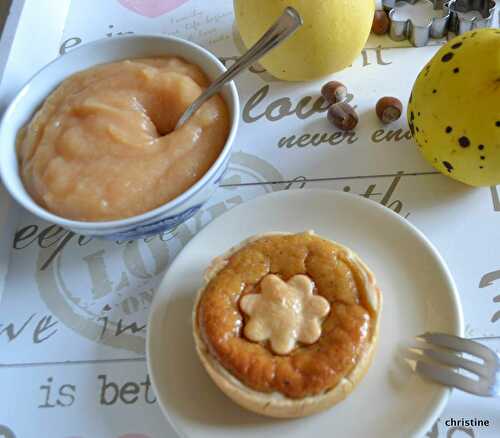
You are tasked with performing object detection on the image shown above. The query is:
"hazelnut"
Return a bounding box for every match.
[376,97,403,124]
[327,102,359,131]
[372,10,390,35]
[321,81,348,105]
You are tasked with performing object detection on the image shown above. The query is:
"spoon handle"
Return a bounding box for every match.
[176,7,303,128]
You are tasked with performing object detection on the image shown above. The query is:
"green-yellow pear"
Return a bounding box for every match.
[408,29,500,187]
[234,0,375,81]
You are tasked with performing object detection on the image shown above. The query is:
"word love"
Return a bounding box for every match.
[243,85,358,126]
[243,84,330,124]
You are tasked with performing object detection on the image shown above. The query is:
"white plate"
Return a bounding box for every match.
[147,189,464,438]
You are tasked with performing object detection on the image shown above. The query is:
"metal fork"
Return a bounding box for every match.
[411,333,500,397]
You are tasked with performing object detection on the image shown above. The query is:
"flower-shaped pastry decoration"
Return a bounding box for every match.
[240,274,331,355]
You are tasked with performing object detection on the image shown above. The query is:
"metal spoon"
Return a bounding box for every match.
[175,7,303,129]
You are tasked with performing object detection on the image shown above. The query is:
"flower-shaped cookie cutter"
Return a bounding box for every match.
[445,0,497,34]
[382,0,451,47]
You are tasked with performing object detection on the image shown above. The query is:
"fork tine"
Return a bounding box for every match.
[419,333,499,365]
[416,348,488,377]
[415,360,492,396]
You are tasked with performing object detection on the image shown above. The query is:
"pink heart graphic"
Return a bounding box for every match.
[118,0,189,18]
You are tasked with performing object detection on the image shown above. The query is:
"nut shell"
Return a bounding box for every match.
[376,97,403,124]
[372,10,390,35]
[321,81,348,105]
[328,102,359,131]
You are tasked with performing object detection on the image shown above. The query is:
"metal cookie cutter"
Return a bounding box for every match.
[445,0,497,34]
[382,0,451,47]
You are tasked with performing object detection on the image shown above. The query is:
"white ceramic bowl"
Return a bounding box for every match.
[0,35,239,239]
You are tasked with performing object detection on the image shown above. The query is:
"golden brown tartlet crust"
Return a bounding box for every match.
[196,232,379,400]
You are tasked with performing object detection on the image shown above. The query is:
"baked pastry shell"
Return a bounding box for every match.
[193,232,382,418]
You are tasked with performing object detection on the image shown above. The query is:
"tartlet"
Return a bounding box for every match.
[193,231,382,418]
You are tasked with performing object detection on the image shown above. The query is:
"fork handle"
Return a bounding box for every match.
[175,7,303,128]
